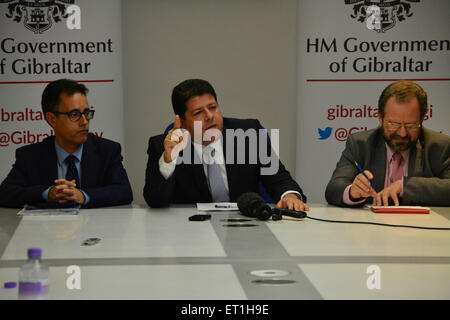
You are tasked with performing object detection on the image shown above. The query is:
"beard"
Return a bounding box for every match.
[382,127,418,152]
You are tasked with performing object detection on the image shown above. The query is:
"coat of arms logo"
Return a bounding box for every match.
[344,0,420,33]
[1,0,75,34]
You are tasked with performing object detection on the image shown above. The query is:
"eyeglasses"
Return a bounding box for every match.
[53,109,95,122]
[385,121,421,132]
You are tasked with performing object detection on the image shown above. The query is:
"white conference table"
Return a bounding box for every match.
[0,204,449,300]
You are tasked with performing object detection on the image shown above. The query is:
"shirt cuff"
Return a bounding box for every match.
[280,191,303,202]
[42,187,90,206]
[81,190,90,205]
[342,184,366,205]
[159,153,177,180]
[42,187,51,201]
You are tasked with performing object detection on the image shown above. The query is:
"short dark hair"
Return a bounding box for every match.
[378,80,428,120]
[41,79,88,114]
[171,79,217,119]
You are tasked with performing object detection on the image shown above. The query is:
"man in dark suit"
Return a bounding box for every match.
[144,79,307,210]
[0,79,133,208]
[326,80,450,207]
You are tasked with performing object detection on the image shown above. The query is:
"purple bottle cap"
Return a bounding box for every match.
[4,282,17,289]
[27,248,42,259]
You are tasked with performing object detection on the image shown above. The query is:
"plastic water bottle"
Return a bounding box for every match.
[18,248,49,300]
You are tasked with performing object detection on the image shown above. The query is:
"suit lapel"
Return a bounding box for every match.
[372,132,387,191]
[40,137,58,186]
[409,135,423,177]
[80,135,100,188]
[222,125,240,200]
[185,143,212,201]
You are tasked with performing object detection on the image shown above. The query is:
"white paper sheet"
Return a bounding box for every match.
[196,203,239,211]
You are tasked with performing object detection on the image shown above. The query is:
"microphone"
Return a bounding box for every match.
[272,207,306,220]
[237,192,307,221]
[237,192,273,220]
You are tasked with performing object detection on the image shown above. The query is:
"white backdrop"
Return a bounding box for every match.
[296,0,450,203]
[1,1,448,205]
[0,0,124,182]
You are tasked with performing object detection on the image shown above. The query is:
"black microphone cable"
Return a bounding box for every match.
[237,192,450,230]
[301,214,450,231]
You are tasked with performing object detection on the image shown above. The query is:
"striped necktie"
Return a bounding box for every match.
[203,146,229,202]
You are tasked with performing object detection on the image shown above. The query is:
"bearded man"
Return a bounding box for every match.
[325,80,450,207]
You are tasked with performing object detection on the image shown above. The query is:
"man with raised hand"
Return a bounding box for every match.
[144,78,307,210]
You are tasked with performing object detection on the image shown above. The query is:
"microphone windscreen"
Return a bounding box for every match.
[237,192,261,217]
[237,192,272,220]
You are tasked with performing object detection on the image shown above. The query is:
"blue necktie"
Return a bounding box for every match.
[203,147,230,202]
[65,155,80,188]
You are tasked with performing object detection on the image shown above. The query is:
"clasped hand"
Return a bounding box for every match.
[48,179,85,204]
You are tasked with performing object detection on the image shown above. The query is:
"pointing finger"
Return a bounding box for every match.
[173,115,181,129]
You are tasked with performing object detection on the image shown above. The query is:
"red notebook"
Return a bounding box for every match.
[371,206,430,214]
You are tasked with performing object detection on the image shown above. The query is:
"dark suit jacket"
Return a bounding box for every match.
[0,134,133,208]
[325,127,450,206]
[144,118,305,207]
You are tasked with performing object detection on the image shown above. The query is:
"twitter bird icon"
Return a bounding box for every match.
[318,127,332,140]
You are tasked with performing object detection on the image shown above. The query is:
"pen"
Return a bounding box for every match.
[354,161,376,191]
